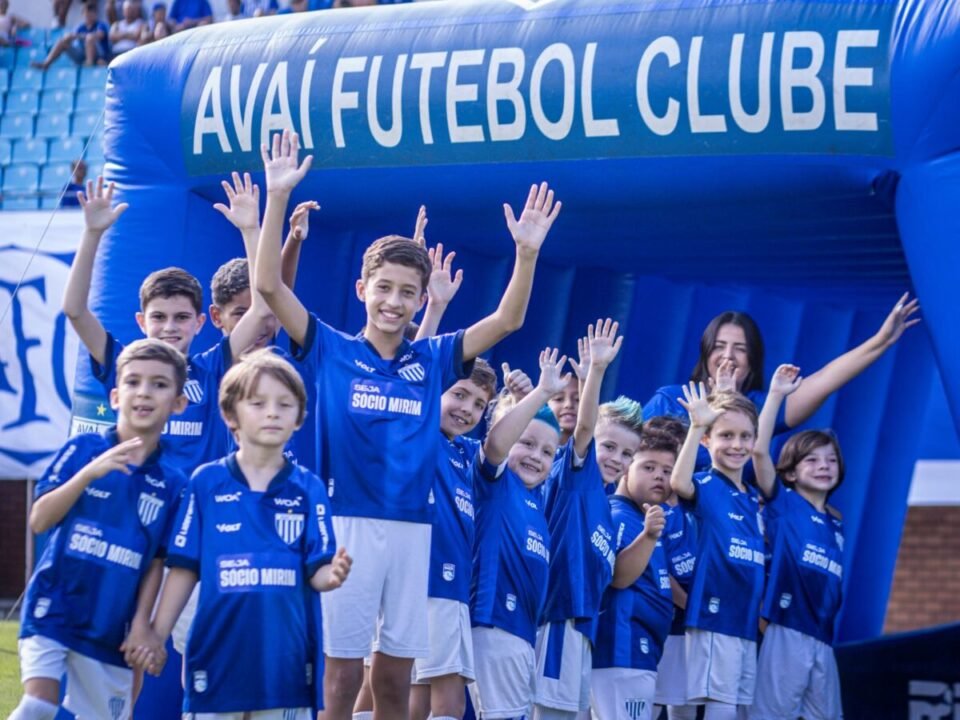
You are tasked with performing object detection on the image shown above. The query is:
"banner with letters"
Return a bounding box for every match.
[0,211,83,479]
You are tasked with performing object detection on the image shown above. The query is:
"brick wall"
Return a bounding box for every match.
[884,505,960,633]
[0,480,28,600]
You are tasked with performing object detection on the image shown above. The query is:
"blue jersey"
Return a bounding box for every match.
[541,441,616,643]
[662,503,697,636]
[682,469,765,641]
[761,483,844,645]
[292,314,471,523]
[593,496,673,671]
[167,454,335,714]
[428,435,480,603]
[93,333,232,473]
[20,430,186,667]
[470,454,551,646]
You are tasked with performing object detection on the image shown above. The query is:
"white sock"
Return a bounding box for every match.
[668,705,699,720]
[703,701,738,720]
[10,695,59,720]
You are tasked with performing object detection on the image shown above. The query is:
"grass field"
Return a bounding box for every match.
[0,620,19,716]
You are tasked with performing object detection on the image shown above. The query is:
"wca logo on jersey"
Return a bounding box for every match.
[183,379,204,404]
[144,474,166,489]
[138,493,164,526]
[276,512,305,543]
[397,362,425,382]
[908,680,960,719]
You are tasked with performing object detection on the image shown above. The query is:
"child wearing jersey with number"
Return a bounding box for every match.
[533,319,623,720]
[133,350,352,719]
[669,384,778,720]
[11,339,189,720]
[748,366,846,720]
[591,426,676,720]
[470,349,569,720]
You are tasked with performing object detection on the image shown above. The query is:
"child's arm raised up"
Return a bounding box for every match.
[280,200,320,290]
[462,183,561,361]
[310,546,353,592]
[483,348,569,467]
[670,383,721,500]
[416,240,463,340]
[63,178,128,366]
[611,503,665,588]
[754,364,802,498]
[255,130,313,347]
[573,319,623,459]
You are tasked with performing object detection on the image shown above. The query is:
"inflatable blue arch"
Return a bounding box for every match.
[75,0,959,654]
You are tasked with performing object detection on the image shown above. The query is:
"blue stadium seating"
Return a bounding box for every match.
[0,139,10,166]
[3,197,40,210]
[16,28,50,51]
[15,46,47,69]
[10,67,43,91]
[3,162,39,192]
[40,162,73,192]
[0,113,34,140]
[78,66,107,90]
[0,47,14,70]
[48,136,85,164]
[74,88,104,113]
[11,139,47,165]
[44,66,77,91]
[87,160,104,180]
[0,70,8,93]
[72,111,102,138]
[41,89,73,114]
[5,89,39,115]
[36,113,71,139]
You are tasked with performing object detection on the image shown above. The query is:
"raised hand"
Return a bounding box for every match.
[289,200,320,242]
[712,358,740,393]
[569,336,590,381]
[261,129,313,194]
[537,347,571,397]
[504,182,562,257]
[875,292,921,348]
[677,381,722,429]
[587,318,623,370]
[85,437,143,480]
[213,171,260,231]
[412,205,428,247]
[641,503,666,539]
[769,364,802,396]
[426,242,464,306]
[502,361,534,400]
[79,177,128,233]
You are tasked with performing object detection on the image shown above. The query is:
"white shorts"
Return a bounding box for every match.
[184,710,311,719]
[19,634,134,720]
[413,597,475,683]
[469,627,535,719]
[654,634,687,706]
[685,628,757,705]
[172,583,200,656]
[322,516,431,659]
[534,621,591,712]
[590,667,657,720]
[749,624,843,720]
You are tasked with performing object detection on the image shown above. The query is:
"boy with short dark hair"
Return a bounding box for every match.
[254,129,562,720]
[11,339,189,720]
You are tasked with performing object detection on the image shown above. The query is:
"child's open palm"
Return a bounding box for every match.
[426,242,464,306]
[504,182,562,256]
[213,171,260,231]
[678,381,722,429]
[876,292,921,348]
[79,177,128,233]
[289,200,320,241]
[261,129,312,193]
[587,318,623,369]
[770,364,803,396]
[537,347,571,396]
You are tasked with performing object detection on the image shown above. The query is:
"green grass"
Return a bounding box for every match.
[0,620,20,717]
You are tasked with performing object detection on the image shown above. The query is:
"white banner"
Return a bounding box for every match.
[0,210,84,479]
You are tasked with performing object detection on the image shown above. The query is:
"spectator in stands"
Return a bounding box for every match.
[0,0,30,47]
[278,0,309,12]
[60,159,88,209]
[52,0,74,29]
[140,2,172,43]
[110,0,145,56]
[220,0,245,21]
[105,0,120,25]
[32,2,110,70]
[168,0,213,31]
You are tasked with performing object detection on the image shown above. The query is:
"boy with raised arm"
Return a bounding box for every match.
[254,129,561,720]
[11,340,188,720]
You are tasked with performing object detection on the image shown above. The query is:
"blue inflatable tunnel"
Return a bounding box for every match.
[73,0,960,656]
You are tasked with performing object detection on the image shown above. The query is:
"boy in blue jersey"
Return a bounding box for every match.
[470,349,568,720]
[134,350,352,718]
[591,428,673,720]
[409,358,498,720]
[748,367,846,720]
[670,384,780,720]
[254,129,562,720]
[533,319,624,720]
[11,339,189,720]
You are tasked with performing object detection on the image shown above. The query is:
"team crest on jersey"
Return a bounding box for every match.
[138,493,164,526]
[183,379,204,404]
[835,531,844,551]
[397,362,425,382]
[708,596,720,614]
[34,597,51,619]
[193,671,207,693]
[442,563,456,582]
[108,696,126,720]
[623,699,647,720]
[779,592,793,609]
[505,593,517,611]
[276,512,305,543]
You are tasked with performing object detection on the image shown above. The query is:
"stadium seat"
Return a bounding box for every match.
[11,139,47,165]
[3,162,40,193]
[71,111,102,138]
[48,136,85,163]
[78,66,107,90]
[41,89,74,114]
[0,47,14,70]
[35,113,70,139]
[16,28,50,50]
[84,136,105,160]
[0,139,11,166]
[15,45,47,69]
[4,89,39,115]
[3,196,40,210]
[0,69,8,93]
[10,67,43,91]
[40,162,73,191]
[47,27,65,46]
[74,88,104,113]
[44,66,77,91]
[0,113,34,139]
[86,160,104,180]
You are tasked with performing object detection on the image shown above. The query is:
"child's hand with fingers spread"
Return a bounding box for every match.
[769,364,803,397]
[713,358,739,394]
[537,347,571,397]
[261,129,313,194]
[678,381,722,430]
[289,200,320,242]
[569,337,590,382]
[587,318,623,370]
[412,205,428,248]
[875,292,921,348]
[426,242,463,307]
[504,182,562,258]
[85,437,143,481]
[79,176,128,233]
[213,171,260,231]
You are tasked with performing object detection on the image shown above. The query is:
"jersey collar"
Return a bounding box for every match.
[225,451,294,494]
[101,425,165,469]
[709,466,755,496]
